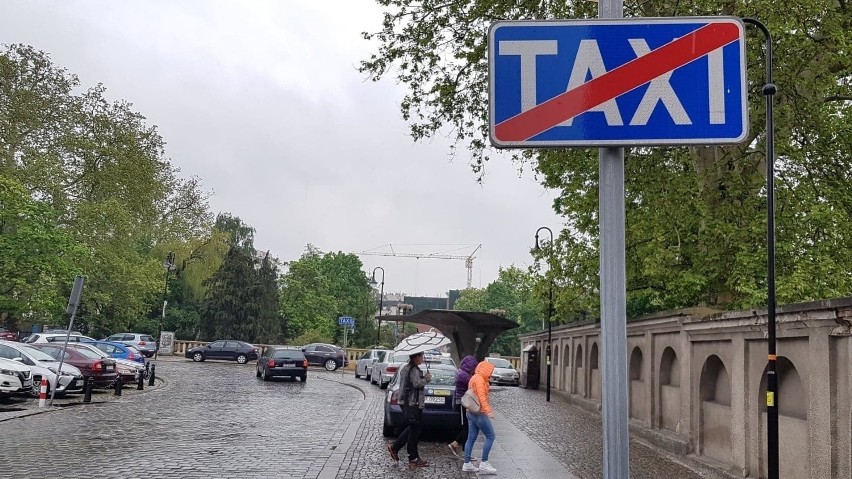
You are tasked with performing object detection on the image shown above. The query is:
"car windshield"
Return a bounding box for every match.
[271,349,303,360]
[19,345,57,362]
[74,347,104,359]
[488,358,513,368]
[426,368,456,386]
[126,345,141,353]
[75,345,108,358]
[391,354,409,363]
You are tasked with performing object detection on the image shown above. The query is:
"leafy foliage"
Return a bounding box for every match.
[364,1,852,313]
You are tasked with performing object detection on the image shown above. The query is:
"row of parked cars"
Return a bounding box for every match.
[184,341,349,376]
[0,338,150,398]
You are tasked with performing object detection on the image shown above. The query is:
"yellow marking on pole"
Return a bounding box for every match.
[768,354,777,361]
[766,391,775,407]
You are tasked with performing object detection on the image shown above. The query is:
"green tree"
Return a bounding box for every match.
[0,176,82,328]
[279,245,376,346]
[455,266,543,356]
[363,1,852,314]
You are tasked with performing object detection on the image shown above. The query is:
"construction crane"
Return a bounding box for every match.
[357,244,482,288]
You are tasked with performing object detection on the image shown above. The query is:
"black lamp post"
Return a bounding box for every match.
[535,227,555,402]
[370,266,385,345]
[157,251,176,360]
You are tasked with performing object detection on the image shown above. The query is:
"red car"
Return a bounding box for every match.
[32,344,118,388]
[0,328,18,341]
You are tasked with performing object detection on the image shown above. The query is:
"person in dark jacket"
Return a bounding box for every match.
[387,351,432,468]
[448,355,478,458]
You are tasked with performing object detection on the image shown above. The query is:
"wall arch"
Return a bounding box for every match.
[573,344,584,396]
[589,342,600,400]
[758,357,808,478]
[699,355,732,465]
[629,347,646,422]
[562,344,570,392]
[658,347,680,432]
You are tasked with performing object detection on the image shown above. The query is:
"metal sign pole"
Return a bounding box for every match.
[598,0,630,476]
[50,275,84,406]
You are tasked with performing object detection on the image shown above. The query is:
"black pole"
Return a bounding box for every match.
[536,226,555,402]
[83,377,92,403]
[743,17,778,479]
[372,267,385,345]
[148,364,156,387]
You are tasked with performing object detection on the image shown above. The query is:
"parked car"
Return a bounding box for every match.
[383,363,458,436]
[0,340,84,396]
[185,340,259,364]
[31,344,118,388]
[0,357,33,396]
[371,352,410,389]
[354,349,390,380]
[0,327,18,341]
[25,332,97,344]
[83,341,147,364]
[256,346,308,381]
[301,343,346,371]
[103,332,158,358]
[486,356,520,386]
[67,343,145,384]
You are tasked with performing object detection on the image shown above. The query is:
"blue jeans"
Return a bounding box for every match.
[464,411,495,462]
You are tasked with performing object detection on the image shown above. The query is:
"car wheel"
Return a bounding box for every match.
[262,368,270,381]
[256,367,261,378]
[324,359,337,371]
[379,380,389,390]
[382,414,395,437]
[300,374,307,382]
[192,352,204,362]
[31,377,49,397]
[236,354,248,364]
[366,372,371,382]
[354,366,361,379]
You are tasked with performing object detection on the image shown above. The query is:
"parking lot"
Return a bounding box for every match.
[1,358,735,479]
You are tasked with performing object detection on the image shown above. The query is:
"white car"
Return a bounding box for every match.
[354,349,390,381]
[485,356,520,386]
[0,357,33,396]
[24,332,97,344]
[371,352,410,389]
[0,340,84,396]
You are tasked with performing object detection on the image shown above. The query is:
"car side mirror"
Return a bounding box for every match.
[301,348,306,352]
[12,357,23,362]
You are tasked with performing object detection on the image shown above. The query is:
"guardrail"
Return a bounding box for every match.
[172,341,519,370]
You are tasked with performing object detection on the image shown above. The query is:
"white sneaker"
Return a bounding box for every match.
[461,462,479,472]
[478,461,497,474]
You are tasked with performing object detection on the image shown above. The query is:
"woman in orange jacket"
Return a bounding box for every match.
[462,360,497,474]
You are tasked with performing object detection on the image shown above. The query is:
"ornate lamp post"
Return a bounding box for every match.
[369,266,385,345]
[156,251,176,360]
[535,227,554,402]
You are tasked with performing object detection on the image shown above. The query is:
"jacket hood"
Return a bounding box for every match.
[459,355,478,373]
[474,360,495,378]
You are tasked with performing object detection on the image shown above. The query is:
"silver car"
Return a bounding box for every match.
[104,333,158,358]
[486,356,520,386]
[0,340,84,396]
[370,352,410,389]
[354,349,390,381]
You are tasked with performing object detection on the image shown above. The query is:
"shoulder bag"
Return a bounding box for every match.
[460,388,481,414]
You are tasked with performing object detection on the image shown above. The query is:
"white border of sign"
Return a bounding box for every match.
[488,17,748,148]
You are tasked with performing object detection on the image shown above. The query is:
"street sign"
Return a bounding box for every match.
[338,316,355,327]
[488,17,748,147]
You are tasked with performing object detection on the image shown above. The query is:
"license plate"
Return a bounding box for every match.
[425,396,445,405]
[106,365,114,371]
[282,363,295,368]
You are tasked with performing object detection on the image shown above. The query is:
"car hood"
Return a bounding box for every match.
[491,366,518,375]
[0,358,30,372]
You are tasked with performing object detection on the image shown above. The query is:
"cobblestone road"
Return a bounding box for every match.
[1,359,733,478]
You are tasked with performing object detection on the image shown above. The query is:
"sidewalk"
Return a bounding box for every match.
[474,410,580,478]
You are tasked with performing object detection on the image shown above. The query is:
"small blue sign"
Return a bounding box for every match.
[338,316,355,327]
[488,17,748,147]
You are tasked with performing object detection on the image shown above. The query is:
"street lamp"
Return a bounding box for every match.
[535,226,555,402]
[370,266,385,345]
[157,251,176,360]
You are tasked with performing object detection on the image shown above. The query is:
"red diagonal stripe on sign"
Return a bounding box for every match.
[494,22,740,142]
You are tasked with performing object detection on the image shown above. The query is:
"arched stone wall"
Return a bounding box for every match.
[699,354,732,464]
[563,344,570,392]
[574,344,585,396]
[589,342,600,400]
[758,357,808,479]
[629,346,647,422]
[658,347,681,432]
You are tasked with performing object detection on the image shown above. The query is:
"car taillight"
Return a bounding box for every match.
[386,366,398,373]
[303,359,308,368]
[128,352,135,359]
[267,359,276,368]
[138,341,146,346]
[390,390,399,405]
[92,361,103,372]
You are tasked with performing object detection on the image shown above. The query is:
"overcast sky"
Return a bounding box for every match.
[2,0,562,297]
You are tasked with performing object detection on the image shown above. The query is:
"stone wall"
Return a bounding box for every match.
[520,297,852,478]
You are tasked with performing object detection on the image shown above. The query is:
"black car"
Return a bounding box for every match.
[256,346,308,382]
[302,343,347,371]
[383,363,458,437]
[185,340,259,364]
